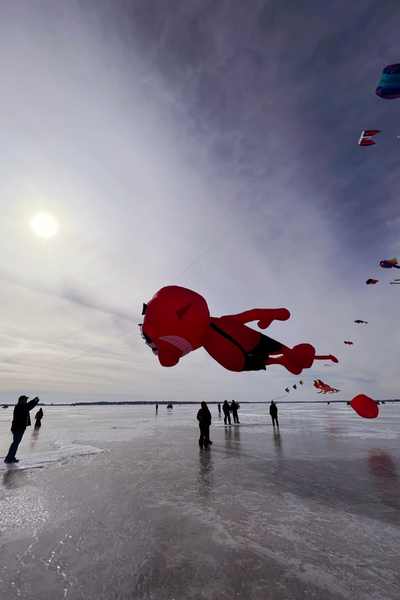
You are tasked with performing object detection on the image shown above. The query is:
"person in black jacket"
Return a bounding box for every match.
[197,402,212,449]
[222,400,231,425]
[231,400,240,424]
[34,408,44,430]
[4,395,39,463]
[269,401,279,428]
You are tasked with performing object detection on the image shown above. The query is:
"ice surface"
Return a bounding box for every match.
[0,403,399,600]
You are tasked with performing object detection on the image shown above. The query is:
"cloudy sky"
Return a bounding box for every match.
[0,0,399,404]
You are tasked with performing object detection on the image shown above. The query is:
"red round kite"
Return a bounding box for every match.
[141,286,338,374]
[350,394,379,419]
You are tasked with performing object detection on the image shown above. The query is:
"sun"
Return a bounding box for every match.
[30,212,59,239]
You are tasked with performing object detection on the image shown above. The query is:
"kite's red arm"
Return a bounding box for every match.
[227,308,290,329]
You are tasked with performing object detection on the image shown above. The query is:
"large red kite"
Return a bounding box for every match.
[141,286,338,374]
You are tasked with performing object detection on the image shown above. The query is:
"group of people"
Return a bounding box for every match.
[3,394,278,462]
[197,400,279,449]
[3,395,44,464]
[217,400,240,425]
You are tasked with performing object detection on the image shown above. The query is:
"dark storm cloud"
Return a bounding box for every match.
[102,0,400,262]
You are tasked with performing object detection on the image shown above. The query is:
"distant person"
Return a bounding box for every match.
[231,400,240,424]
[217,402,221,417]
[197,401,212,449]
[222,400,231,425]
[155,403,158,415]
[269,401,279,428]
[4,395,39,464]
[34,408,44,430]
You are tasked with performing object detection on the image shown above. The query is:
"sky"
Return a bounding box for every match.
[0,0,400,404]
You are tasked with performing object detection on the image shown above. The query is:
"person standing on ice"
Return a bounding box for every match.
[4,395,39,463]
[269,401,279,428]
[231,400,240,424]
[34,408,44,430]
[155,403,158,415]
[217,402,221,417]
[197,402,212,449]
[222,400,231,425]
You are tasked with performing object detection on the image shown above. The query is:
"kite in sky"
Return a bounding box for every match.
[141,286,338,375]
[380,257,400,269]
[349,395,379,418]
[313,379,340,394]
[284,380,303,392]
[344,340,354,345]
[358,129,380,146]
[354,319,368,324]
[366,278,379,285]
[376,64,400,99]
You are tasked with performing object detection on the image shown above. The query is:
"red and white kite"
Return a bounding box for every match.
[358,129,381,147]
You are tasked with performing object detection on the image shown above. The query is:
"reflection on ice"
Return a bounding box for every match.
[198,449,214,500]
[2,467,29,489]
[0,441,102,478]
[368,450,398,480]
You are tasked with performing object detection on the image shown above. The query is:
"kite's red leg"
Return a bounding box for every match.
[265,344,310,374]
[265,344,338,374]
[265,355,303,375]
[314,354,339,364]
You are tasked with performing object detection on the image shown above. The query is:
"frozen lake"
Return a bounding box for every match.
[1,403,399,599]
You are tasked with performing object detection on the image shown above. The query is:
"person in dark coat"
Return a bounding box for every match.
[231,400,240,424]
[217,402,221,417]
[34,408,44,430]
[4,395,39,463]
[197,401,212,449]
[269,401,279,428]
[222,400,231,425]
[155,403,158,415]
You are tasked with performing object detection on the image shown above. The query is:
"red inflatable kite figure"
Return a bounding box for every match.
[366,278,379,285]
[349,394,379,419]
[313,379,339,394]
[140,286,338,375]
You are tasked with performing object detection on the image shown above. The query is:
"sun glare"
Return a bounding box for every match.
[30,212,59,239]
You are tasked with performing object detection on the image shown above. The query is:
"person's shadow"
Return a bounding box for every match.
[233,426,241,443]
[273,429,283,457]
[198,448,214,500]
[367,449,400,509]
[2,467,27,489]
[30,427,41,449]
[224,425,233,450]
